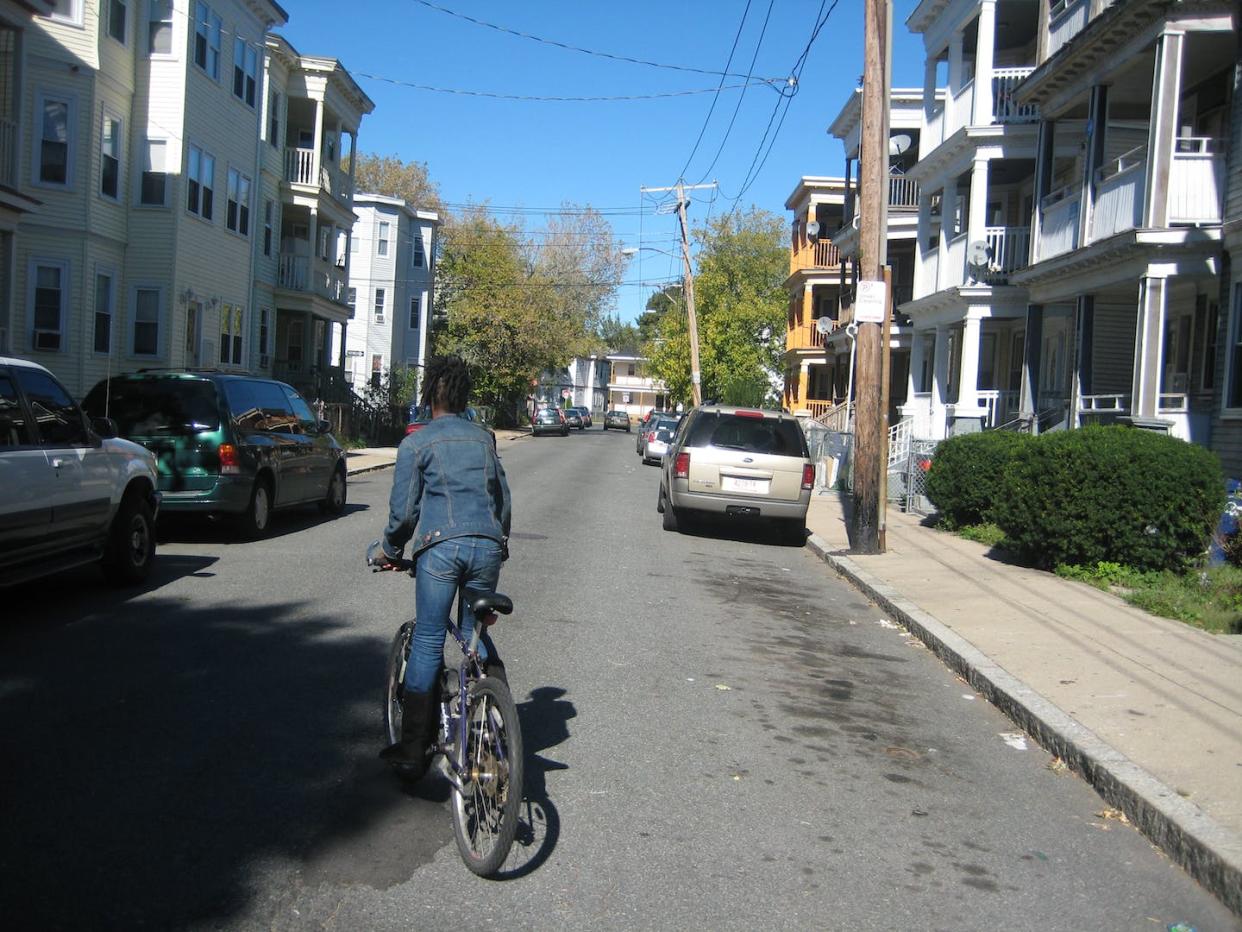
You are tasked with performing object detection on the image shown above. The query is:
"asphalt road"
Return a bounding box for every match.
[2,427,1237,931]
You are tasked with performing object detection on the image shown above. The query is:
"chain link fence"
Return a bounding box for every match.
[888,438,937,515]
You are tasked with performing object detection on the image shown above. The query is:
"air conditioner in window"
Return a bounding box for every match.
[375,314,385,324]
[33,329,60,351]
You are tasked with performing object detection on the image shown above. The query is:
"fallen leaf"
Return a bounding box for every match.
[1047,757,1069,774]
[1096,808,1130,824]
[714,684,732,691]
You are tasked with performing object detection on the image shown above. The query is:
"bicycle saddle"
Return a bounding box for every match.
[465,590,513,620]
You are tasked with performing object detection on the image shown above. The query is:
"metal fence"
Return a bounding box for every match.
[888,438,938,515]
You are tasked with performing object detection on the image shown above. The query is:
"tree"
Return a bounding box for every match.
[350,153,444,214]
[647,209,787,407]
[597,314,640,353]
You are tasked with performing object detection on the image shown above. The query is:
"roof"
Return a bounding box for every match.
[353,192,441,223]
[784,176,850,211]
[827,87,935,141]
[265,34,375,117]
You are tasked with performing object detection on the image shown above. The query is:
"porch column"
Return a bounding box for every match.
[1143,30,1185,228]
[1036,0,1050,64]
[307,209,319,291]
[972,0,997,125]
[1132,277,1167,419]
[967,158,990,255]
[1079,85,1108,247]
[803,283,814,327]
[1019,304,1044,427]
[922,55,938,130]
[931,324,952,437]
[1072,295,1094,427]
[799,361,811,408]
[1031,119,1055,261]
[907,327,924,405]
[947,31,964,129]
[938,177,958,290]
[956,313,983,417]
[311,98,325,181]
[915,191,932,296]
[337,322,347,369]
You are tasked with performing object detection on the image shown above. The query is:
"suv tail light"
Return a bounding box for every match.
[674,451,690,479]
[647,431,656,443]
[219,443,240,475]
[801,463,815,490]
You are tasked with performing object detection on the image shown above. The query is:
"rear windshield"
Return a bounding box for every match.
[682,412,807,457]
[83,378,220,436]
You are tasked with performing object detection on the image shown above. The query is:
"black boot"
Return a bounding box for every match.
[380,689,438,778]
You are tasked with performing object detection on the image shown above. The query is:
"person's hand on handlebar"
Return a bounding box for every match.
[366,539,408,572]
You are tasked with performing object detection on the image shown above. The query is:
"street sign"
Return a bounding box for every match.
[345,349,365,357]
[561,388,571,399]
[854,279,888,324]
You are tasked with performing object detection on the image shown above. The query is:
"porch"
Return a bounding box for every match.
[273,309,351,402]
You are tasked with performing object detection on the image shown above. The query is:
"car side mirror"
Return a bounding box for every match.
[91,416,118,439]
[317,419,332,435]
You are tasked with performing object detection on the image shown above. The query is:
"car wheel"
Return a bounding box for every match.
[319,466,347,516]
[238,475,274,539]
[662,501,680,532]
[625,427,631,433]
[101,490,156,585]
[657,485,666,514]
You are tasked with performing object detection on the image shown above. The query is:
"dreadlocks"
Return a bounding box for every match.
[420,355,472,413]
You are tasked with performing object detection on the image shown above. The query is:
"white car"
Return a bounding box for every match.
[0,356,161,587]
[643,425,675,465]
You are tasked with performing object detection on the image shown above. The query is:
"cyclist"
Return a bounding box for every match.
[374,355,511,777]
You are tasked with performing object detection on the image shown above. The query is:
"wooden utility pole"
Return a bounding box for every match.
[641,181,717,407]
[851,0,890,553]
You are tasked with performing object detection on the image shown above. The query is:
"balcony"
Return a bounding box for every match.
[1169,138,1224,224]
[790,239,841,273]
[786,319,830,351]
[992,68,1038,124]
[973,227,1031,283]
[888,176,920,211]
[1091,145,1145,240]
[277,254,349,306]
[978,389,1019,427]
[1047,0,1089,59]
[283,147,353,204]
[1038,187,1079,261]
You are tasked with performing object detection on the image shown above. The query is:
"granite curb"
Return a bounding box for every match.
[805,532,1242,918]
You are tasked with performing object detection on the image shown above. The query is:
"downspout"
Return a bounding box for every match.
[247,29,268,375]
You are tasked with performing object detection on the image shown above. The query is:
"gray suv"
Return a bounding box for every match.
[658,406,813,545]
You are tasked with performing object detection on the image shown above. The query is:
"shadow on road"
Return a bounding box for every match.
[0,595,403,928]
[675,514,808,549]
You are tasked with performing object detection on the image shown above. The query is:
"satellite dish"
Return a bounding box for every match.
[806,221,821,240]
[966,240,993,282]
[889,133,913,157]
[815,316,833,335]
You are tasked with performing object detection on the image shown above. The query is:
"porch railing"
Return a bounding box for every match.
[978,389,1019,427]
[1169,138,1224,223]
[927,105,945,150]
[945,233,967,289]
[787,319,829,350]
[278,253,309,291]
[974,226,1031,282]
[889,176,920,210]
[920,244,940,295]
[1080,393,1130,413]
[1159,393,1188,412]
[1047,0,1089,58]
[283,147,316,186]
[1039,187,1080,261]
[277,254,348,304]
[790,239,841,272]
[810,400,851,431]
[1092,145,1145,240]
[992,68,1038,124]
[0,118,15,188]
[950,79,975,134]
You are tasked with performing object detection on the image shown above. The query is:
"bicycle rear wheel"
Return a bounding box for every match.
[383,621,415,751]
[450,675,524,876]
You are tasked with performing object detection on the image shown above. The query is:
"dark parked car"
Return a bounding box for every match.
[563,409,584,430]
[569,406,592,428]
[603,410,631,431]
[532,408,568,437]
[83,371,347,538]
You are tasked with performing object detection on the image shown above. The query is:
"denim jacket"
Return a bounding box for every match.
[382,414,511,560]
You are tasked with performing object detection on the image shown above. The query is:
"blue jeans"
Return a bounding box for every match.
[407,536,503,693]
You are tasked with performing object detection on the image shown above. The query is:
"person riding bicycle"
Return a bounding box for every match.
[374,355,511,777]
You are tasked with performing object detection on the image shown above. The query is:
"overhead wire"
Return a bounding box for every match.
[355,74,772,102]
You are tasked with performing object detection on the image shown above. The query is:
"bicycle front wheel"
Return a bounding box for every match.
[383,621,414,747]
[450,675,524,876]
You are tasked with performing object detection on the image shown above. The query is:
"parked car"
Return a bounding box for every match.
[643,425,676,466]
[563,409,585,430]
[532,407,569,437]
[603,410,631,431]
[0,357,161,587]
[637,416,679,458]
[82,371,347,539]
[658,406,813,545]
[407,403,497,448]
[567,406,592,428]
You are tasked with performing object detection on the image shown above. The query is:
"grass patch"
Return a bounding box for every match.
[1055,561,1242,635]
[956,522,1007,547]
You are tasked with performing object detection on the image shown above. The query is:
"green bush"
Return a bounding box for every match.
[994,426,1223,572]
[925,430,1036,528]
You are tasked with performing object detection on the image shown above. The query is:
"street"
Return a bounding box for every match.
[1,429,1235,931]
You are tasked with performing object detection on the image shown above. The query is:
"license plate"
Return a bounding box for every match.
[721,476,769,494]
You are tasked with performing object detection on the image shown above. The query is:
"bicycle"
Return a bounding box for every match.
[368,544,525,877]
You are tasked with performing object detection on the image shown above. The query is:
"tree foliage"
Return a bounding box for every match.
[646,209,787,406]
[351,152,444,214]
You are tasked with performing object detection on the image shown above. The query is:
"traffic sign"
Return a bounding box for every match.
[854,279,887,324]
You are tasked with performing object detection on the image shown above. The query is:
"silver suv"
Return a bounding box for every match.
[658,406,813,545]
[0,357,161,586]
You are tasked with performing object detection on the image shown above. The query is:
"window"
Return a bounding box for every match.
[14,368,89,447]
[371,354,382,389]
[263,199,274,256]
[258,307,270,360]
[132,287,161,355]
[30,261,66,352]
[194,2,221,79]
[409,294,420,330]
[38,96,70,186]
[347,288,356,313]
[374,288,385,319]
[377,220,389,256]
[350,233,359,253]
[413,230,425,267]
[268,91,280,147]
[1203,300,1219,391]
[232,38,257,106]
[140,138,167,205]
[94,271,114,354]
[100,113,121,199]
[226,168,251,234]
[1228,286,1242,409]
[627,363,635,377]
[220,304,243,366]
[108,0,126,43]
[46,0,83,25]
[186,144,215,218]
[0,373,33,447]
[148,0,172,54]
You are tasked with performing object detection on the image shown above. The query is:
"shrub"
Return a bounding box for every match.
[994,426,1224,572]
[925,430,1036,528]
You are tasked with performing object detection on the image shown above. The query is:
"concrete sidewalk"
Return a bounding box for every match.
[806,493,1242,915]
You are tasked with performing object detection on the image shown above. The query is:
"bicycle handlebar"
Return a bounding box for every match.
[366,539,414,574]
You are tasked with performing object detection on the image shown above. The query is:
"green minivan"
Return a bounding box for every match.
[82,371,347,537]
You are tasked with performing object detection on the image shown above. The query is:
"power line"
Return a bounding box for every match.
[408,0,787,83]
[355,73,768,102]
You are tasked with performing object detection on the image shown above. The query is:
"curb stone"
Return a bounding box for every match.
[345,462,393,477]
[805,532,1242,918]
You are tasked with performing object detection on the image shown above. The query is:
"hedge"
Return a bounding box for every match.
[925,430,1036,528]
[993,426,1223,572]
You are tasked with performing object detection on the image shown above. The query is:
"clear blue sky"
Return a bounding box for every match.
[281,1,926,322]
